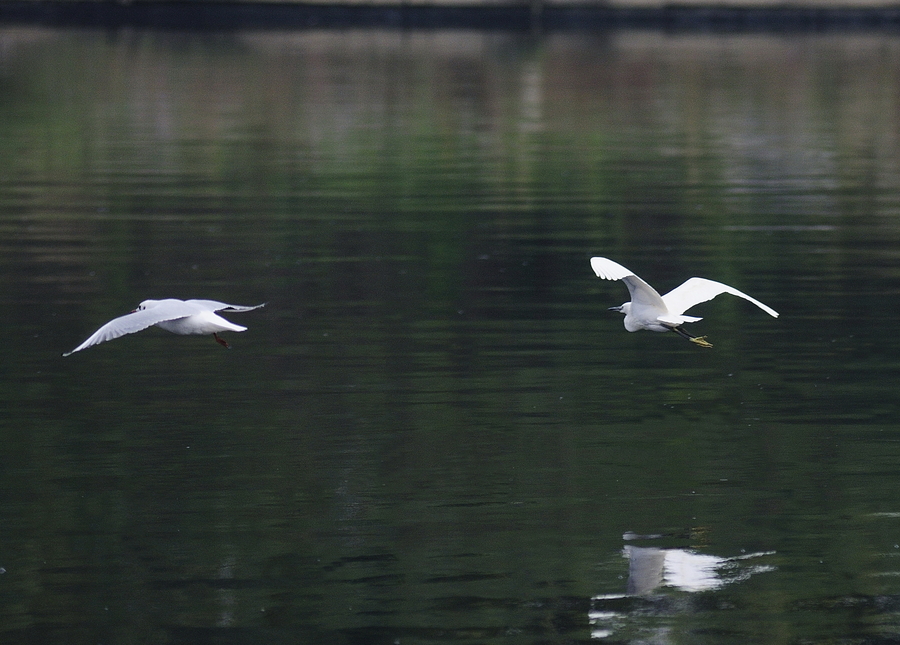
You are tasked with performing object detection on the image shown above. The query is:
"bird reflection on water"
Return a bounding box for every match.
[589,532,775,640]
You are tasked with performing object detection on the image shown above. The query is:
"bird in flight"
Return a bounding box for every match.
[63,299,265,356]
[590,257,778,347]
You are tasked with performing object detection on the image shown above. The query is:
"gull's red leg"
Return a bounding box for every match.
[213,333,231,349]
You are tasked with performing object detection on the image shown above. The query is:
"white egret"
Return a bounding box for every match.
[590,257,778,348]
[63,299,265,356]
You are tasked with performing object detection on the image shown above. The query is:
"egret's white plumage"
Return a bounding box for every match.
[63,299,265,356]
[590,257,778,347]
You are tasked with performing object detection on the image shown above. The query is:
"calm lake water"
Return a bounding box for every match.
[3,23,900,645]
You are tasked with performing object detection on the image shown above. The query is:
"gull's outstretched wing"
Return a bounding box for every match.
[661,277,779,318]
[63,306,193,356]
[590,257,667,312]
[186,300,266,313]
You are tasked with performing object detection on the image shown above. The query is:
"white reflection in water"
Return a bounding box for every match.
[216,555,237,628]
[589,535,775,641]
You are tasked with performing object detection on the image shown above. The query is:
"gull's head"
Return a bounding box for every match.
[608,302,630,315]
[133,299,160,312]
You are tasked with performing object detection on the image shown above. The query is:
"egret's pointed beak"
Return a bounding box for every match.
[608,306,623,313]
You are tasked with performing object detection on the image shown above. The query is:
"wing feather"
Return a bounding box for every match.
[661,277,779,318]
[186,300,266,313]
[63,308,190,356]
[591,257,667,311]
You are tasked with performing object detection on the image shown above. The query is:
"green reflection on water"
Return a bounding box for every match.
[2,25,900,645]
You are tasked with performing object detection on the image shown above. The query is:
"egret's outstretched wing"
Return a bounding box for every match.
[590,256,636,282]
[186,300,266,313]
[590,257,667,312]
[63,307,191,356]
[662,277,779,318]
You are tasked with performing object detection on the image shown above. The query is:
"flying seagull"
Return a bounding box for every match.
[590,257,778,348]
[63,299,265,356]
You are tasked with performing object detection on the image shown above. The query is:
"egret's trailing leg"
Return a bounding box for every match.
[670,325,713,348]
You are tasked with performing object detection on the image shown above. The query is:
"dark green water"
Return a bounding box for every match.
[3,26,900,644]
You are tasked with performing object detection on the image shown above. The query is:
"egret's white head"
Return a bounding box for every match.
[608,303,630,315]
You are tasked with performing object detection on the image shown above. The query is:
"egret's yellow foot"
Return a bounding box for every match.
[690,336,713,348]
